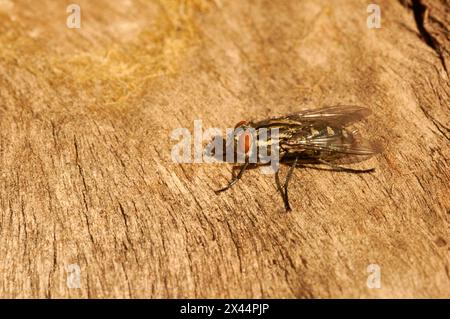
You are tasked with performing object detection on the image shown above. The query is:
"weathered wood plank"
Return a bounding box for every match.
[0,0,448,298]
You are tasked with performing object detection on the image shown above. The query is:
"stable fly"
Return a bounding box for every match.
[205,105,382,211]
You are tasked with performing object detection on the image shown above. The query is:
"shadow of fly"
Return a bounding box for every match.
[205,106,383,212]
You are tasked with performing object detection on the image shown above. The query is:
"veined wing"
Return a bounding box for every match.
[253,105,372,128]
[282,128,383,164]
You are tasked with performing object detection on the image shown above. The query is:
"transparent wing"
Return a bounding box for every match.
[254,105,372,128]
[282,129,383,164]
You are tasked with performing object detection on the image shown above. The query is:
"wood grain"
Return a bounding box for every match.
[0,0,448,298]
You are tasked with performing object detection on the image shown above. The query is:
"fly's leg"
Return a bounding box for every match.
[283,157,298,211]
[215,161,250,194]
[275,170,284,207]
[231,165,241,178]
[275,157,298,212]
[318,159,375,173]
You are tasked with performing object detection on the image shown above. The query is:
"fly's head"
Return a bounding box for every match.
[204,134,227,161]
[205,120,254,163]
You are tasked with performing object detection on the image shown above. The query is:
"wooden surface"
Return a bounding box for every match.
[0,0,449,298]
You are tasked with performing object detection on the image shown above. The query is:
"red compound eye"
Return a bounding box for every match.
[238,130,252,154]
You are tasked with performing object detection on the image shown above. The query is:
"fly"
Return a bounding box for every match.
[205,105,383,211]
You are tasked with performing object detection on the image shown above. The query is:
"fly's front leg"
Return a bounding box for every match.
[215,161,250,194]
[318,159,375,173]
[231,165,241,178]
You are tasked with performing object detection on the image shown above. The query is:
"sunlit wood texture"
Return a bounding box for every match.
[0,0,448,298]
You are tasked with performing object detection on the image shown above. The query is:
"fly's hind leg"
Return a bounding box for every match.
[318,159,375,173]
[215,161,250,194]
[275,157,299,212]
[275,170,285,208]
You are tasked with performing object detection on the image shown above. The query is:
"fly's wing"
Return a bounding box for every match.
[253,105,372,128]
[283,128,383,164]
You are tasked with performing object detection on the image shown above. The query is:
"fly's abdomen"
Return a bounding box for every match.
[280,124,352,162]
